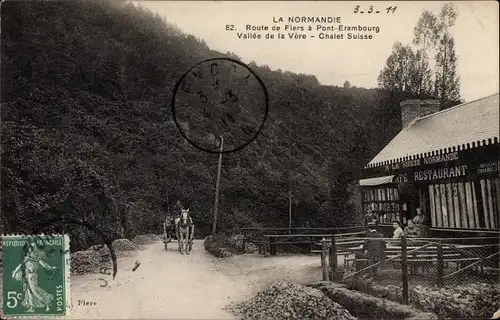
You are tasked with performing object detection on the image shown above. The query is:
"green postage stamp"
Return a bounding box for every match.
[2,234,71,317]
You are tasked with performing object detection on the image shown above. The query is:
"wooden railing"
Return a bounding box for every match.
[318,236,499,305]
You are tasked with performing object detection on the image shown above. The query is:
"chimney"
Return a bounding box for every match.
[400,99,441,129]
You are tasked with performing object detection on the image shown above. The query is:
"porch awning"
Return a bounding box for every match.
[359,175,395,187]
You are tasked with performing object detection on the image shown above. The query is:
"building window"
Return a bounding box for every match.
[364,186,400,224]
[428,179,499,230]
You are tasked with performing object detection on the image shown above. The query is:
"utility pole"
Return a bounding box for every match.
[289,190,292,235]
[212,135,224,238]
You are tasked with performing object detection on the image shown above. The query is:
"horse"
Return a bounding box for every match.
[175,208,194,254]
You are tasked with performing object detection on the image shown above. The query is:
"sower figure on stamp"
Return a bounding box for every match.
[12,240,56,312]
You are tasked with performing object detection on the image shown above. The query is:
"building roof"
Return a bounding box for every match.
[367,93,500,167]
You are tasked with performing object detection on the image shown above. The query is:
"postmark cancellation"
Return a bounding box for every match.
[1,234,71,318]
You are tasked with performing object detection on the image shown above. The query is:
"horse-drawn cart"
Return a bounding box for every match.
[163,219,176,251]
[163,210,195,253]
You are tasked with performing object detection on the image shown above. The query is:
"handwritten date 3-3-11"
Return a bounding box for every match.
[353,5,397,14]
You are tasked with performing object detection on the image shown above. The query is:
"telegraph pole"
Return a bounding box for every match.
[289,190,292,234]
[212,135,224,238]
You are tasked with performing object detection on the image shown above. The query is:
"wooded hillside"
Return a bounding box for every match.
[1,0,402,250]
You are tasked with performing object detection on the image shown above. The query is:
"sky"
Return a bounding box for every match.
[137,1,499,102]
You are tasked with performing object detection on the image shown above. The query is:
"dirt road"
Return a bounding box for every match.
[65,240,323,319]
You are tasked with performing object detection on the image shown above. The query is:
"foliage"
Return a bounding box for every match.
[378,3,461,110]
[411,284,500,319]
[1,0,396,250]
[377,42,434,98]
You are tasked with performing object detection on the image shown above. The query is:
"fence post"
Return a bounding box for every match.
[321,238,329,281]
[270,237,276,256]
[437,242,444,287]
[401,235,409,305]
[329,234,337,281]
[309,236,313,255]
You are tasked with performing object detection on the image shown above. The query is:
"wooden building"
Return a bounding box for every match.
[359,94,499,237]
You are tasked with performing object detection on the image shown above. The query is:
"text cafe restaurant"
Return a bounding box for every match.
[359,94,499,237]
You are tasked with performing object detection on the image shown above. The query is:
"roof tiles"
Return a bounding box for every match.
[367,93,500,166]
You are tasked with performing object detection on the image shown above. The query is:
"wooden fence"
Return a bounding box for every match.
[318,236,499,305]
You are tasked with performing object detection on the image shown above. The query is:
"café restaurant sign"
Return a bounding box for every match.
[394,164,468,184]
[391,160,498,184]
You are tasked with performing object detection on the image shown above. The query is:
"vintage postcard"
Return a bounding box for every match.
[0,0,498,319]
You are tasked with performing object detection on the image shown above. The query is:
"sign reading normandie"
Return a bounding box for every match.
[386,152,459,171]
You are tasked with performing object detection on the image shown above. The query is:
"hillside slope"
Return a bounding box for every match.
[1,0,384,249]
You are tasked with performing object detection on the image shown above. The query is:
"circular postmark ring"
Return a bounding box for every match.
[171,57,269,154]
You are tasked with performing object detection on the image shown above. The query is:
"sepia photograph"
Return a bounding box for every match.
[0,0,499,319]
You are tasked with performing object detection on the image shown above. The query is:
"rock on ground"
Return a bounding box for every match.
[113,238,142,251]
[132,235,156,245]
[226,281,357,320]
[88,243,132,258]
[70,249,112,276]
[146,234,160,241]
[204,235,233,258]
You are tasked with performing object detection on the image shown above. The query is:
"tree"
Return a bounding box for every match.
[377,42,431,97]
[343,81,351,88]
[434,33,461,108]
[413,3,460,108]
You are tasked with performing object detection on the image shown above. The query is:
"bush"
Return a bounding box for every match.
[411,283,500,319]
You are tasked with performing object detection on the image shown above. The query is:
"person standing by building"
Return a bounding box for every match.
[363,206,378,228]
[357,222,386,277]
[172,200,184,218]
[390,221,405,246]
[392,221,404,238]
[413,207,428,237]
[404,219,420,238]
